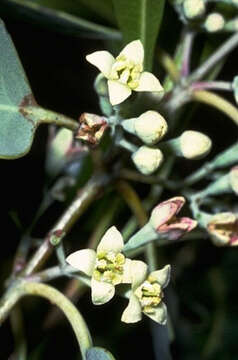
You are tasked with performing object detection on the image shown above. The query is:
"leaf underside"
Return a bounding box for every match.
[0,18,38,159]
[86,347,116,360]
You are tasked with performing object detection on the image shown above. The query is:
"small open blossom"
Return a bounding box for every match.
[150,197,197,240]
[207,212,238,246]
[121,261,170,324]
[86,40,163,106]
[66,226,132,305]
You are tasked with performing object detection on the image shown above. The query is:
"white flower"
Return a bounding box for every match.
[121,262,171,324]
[86,40,163,106]
[66,226,132,305]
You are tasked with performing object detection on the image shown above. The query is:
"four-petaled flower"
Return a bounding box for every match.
[121,261,170,324]
[86,40,163,106]
[150,196,197,240]
[207,212,238,246]
[66,226,132,305]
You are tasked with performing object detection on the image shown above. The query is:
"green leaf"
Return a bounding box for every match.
[86,347,116,360]
[1,0,121,40]
[0,18,39,159]
[77,0,116,25]
[112,0,166,70]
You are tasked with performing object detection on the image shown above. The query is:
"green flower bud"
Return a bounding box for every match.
[45,128,73,177]
[204,13,225,32]
[183,0,205,19]
[132,146,164,175]
[180,130,212,159]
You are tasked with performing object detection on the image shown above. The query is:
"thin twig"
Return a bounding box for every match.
[192,90,238,126]
[181,30,195,77]
[191,81,232,92]
[188,32,238,83]
[21,173,110,276]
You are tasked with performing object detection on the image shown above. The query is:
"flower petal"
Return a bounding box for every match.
[66,249,96,276]
[86,51,115,78]
[118,40,144,64]
[130,260,148,289]
[122,258,133,283]
[97,226,124,254]
[108,80,131,105]
[135,72,163,92]
[144,302,167,324]
[121,293,142,323]
[91,278,115,305]
[149,265,171,288]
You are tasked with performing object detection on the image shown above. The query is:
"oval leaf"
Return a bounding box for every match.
[86,347,116,360]
[0,18,39,159]
[112,0,165,70]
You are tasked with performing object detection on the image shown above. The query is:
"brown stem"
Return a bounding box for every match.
[21,173,110,276]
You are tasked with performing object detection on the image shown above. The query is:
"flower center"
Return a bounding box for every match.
[110,55,143,89]
[135,278,163,314]
[93,251,126,285]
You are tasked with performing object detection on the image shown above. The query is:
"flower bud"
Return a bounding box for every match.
[135,111,167,145]
[183,0,205,19]
[180,130,212,159]
[229,166,238,195]
[150,197,197,240]
[131,146,164,175]
[207,212,238,246]
[204,13,225,32]
[45,128,73,177]
[122,111,168,145]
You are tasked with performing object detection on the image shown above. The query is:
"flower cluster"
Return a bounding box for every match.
[84,40,212,176]
[66,197,197,324]
[66,226,170,324]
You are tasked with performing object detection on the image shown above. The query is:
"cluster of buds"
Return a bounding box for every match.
[66,197,197,324]
[122,111,167,175]
[171,0,238,33]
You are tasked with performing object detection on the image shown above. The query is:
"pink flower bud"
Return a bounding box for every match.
[207,212,238,246]
[149,197,197,240]
[76,113,108,146]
